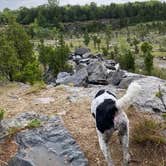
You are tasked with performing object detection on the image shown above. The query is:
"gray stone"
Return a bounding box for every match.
[134,77,166,113]
[57,72,71,80]
[56,67,88,87]
[107,70,125,86]
[6,113,88,166]
[104,60,116,70]
[118,71,145,89]
[87,62,108,85]
[82,52,93,59]
[75,47,90,56]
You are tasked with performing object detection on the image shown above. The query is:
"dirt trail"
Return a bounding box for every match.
[0,83,165,166]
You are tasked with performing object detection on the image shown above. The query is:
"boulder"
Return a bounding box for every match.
[134,77,166,113]
[3,112,88,166]
[104,60,116,70]
[107,70,125,86]
[56,72,71,85]
[75,47,90,56]
[118,71,145,89]
[82,52,93,59]
[87,62,108,85]
[56,66,88,87]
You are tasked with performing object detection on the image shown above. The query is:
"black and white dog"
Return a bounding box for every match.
[91,82,141,166]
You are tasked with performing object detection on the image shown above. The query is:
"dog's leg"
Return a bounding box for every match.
[97,130,114,166]
[118,121,130,166]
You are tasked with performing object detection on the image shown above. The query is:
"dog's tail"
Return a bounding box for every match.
[116,82,141,110]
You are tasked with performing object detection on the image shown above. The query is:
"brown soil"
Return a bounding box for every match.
[0,83,165,166]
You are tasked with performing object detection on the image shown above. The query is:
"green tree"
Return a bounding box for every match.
[83,31,90,46]
[96,37,101,51]
[92,35,97,49]
[105,25,112,50]
[141,42,153,75]
[0,17,42,83]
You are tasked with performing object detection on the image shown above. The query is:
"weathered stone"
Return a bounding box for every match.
[75,47,90,56]
[118,71,145,89]
[134,77,166,113]
[104,60,116,70]
[87,62,108,85]
[5,113,88,166]
[107,70,125,86]
[56,67,88,87]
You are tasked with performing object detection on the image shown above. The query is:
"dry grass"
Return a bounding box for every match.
[132,118,166,145]
[0,83,166,165]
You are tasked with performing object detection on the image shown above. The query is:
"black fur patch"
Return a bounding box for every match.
[96,99,118,133]
[95,89,105,98]
[92,113,95,118]
[106,91,117,99]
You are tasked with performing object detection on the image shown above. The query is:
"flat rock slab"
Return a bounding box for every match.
[6,113,88,166]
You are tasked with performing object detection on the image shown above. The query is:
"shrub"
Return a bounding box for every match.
[141,42,153,75]
[117,49,135,72]
[102,47,109,56]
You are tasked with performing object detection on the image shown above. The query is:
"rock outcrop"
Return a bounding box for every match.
[1,113,88,166]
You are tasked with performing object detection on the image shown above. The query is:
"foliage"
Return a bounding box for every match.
[155,91,163,98]
[38,35,71,76]
[83,31,90,46]
[0,18,42,83]
[152,67,166,80]
[102,47,109,56]
[27,119,41,128]
[141,42,153,75]
[116,39,135,71]
[1,1,166,29]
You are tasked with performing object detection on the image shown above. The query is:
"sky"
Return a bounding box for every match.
[0,0,165,11]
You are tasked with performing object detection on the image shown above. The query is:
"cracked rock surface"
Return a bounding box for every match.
[5,112,88,166]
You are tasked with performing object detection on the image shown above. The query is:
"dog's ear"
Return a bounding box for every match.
[96,99,118,133]
[95,89,105,98]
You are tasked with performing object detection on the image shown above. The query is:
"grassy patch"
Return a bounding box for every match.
[155,91,163,98]
[152,67,166,80]
[0,108,5,121]
[132,118,166,145]
[7,127,22,138]
[25,81,46,95]
[27,119,41,129]
[162,113,166,120]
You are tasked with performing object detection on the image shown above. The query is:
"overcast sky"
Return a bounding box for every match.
[0,0,165,11]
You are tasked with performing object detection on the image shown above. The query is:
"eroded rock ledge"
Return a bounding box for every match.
[1,112,88,166]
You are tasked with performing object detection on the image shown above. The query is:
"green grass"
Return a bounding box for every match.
[152,51,166,57]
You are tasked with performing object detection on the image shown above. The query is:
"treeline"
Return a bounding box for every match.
[0,1,166,28]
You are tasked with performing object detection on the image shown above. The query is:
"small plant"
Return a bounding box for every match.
[162,113,166,120]
[156,91,163,98]
[0,108,5,121]
[27,119,41,129]
[132,118,166,145]
[7,127,21,138]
